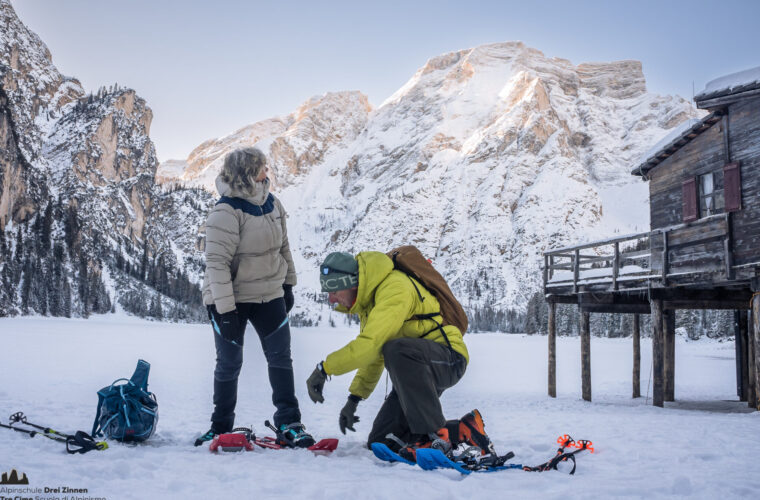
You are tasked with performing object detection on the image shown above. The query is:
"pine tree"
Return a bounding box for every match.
[47,243,65,316]
[149,294,163,319]
[33,255,48,316]
[0,230,11,316]
[20,257,33,314]
[140,244,149,282]
[78,254,90,318]
[14,226,22,265]
[64,203,79,252]
[41,201,53,255]
[62,277,72,318]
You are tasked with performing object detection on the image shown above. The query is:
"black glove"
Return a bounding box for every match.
[283,284,294,313]
[306,362,328,403]
[339,395,361,434]
[208,305,243,345]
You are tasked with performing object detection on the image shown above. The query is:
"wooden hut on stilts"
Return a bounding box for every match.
[542,66,760,409]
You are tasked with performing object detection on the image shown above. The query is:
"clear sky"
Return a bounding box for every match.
[11,0,760,162]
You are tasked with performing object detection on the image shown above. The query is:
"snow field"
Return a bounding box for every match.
[0,316,758,499]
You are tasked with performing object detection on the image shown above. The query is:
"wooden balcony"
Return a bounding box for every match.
[543,213,741,298]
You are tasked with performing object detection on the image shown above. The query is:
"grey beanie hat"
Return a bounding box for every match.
[320,252,359,292]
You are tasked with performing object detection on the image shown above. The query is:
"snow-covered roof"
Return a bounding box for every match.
[695,66,760,106]
[631,111,723,177]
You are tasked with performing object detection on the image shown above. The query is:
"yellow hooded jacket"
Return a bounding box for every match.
[322,251,469,399]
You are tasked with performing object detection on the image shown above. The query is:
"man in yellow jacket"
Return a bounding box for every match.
[306,251,493,461]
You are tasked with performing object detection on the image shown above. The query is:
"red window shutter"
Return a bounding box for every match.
[723,162,741,212]
[682,178,698,222]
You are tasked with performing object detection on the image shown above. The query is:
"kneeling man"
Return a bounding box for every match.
[306,251,492,461]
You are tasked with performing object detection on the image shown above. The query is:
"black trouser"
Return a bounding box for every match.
[367,337,466,449]
[209,298,301,432]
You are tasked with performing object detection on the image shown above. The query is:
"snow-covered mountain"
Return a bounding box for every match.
[159,42,699,324]
[0,0,211,319]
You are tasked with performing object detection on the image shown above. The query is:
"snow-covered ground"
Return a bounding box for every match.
[1,315,757,499]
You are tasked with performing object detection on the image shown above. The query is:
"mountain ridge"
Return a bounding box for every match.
[159,40,699,321]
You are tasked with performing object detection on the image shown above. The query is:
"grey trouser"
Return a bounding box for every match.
[367,337,466,448]
[210,298,300,431]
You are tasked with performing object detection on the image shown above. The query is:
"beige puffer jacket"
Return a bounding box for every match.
[202,176,297,314]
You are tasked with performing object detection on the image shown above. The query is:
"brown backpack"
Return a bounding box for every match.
[387,245,468,334]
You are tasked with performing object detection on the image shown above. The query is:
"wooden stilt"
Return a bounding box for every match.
[633,314,641,398]
[651,299,664,407]
[752,295,760,410]
[548,302,556,398]
[664,310,676,402]
[738,310,749,402]
[750,308,757,409]
[580,310,591,402]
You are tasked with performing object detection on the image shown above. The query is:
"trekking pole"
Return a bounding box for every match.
[10,412,71,441]
[2,420,68,442]
[7,412,108,454]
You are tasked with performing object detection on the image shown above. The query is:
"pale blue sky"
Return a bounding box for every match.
[11,0,760,161]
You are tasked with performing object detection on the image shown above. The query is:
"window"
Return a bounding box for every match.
[698,172,724,217]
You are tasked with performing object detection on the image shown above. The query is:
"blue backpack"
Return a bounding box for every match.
[92,359,158,442]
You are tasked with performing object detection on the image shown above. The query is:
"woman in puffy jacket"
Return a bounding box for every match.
[194,147,314,448]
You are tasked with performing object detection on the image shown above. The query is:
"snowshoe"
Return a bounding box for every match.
[208,428,254,453]
[254,421,338,453]
[371,442,416,465]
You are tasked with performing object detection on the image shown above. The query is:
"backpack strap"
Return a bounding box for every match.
[405,275,453,350]
[419,314,453,350]
[91,392,106,437]
[406,275,425,303]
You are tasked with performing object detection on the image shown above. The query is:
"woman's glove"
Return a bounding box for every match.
[283,284,294,313]
[307,362,328,403]
[208,305,243,345]
[339,395,361,434]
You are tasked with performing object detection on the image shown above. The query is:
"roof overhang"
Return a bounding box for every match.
[695,86,760,110]
[631,111,723,178]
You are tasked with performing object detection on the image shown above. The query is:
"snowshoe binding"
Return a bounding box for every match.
[268,420,315,448]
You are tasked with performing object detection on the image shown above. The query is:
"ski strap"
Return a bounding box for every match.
[66,431,108,454]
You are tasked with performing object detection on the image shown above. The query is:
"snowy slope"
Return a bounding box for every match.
[1,316,757,499]
[159,42,700,318]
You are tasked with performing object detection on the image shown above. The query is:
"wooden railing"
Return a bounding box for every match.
[543,213,733,294]
[543,231,653,293]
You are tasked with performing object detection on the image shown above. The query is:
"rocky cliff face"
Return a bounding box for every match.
[160,41,698,325]
[158,91,372,191]
[0,0,82,226]
[0,0,211,319]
